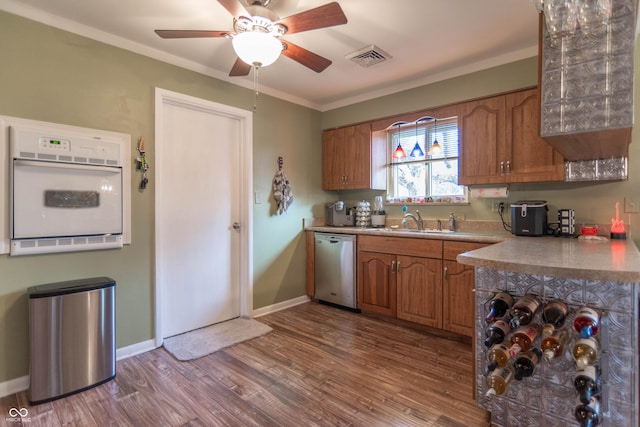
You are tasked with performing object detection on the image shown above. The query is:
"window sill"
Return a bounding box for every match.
[387,200,470,206]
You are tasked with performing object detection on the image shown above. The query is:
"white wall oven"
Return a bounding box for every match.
[10,125,125,255]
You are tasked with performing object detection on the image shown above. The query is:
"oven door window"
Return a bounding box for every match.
[12,160,123,239]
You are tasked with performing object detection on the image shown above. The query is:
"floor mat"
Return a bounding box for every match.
[163,317,272,361]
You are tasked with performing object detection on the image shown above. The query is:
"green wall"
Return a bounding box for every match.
[0,11,330,383]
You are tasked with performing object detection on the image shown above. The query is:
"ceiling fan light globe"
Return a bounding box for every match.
[232,31,282,67]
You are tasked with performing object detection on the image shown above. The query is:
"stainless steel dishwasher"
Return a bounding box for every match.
[314,232,358,310]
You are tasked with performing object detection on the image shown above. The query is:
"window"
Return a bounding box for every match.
[387,116,467,204]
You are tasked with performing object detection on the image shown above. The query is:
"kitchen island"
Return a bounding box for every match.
[457,236,640,427]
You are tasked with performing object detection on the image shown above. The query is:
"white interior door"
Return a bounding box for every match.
[155,89,252,340]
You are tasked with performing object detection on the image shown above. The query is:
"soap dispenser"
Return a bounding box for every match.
[448,212,456,231]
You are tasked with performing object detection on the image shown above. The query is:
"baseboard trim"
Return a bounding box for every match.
[0,375,29,399]
[0,339,159,398]
[0,297,307,398]
[116,339,157,361]
[252,295,310,318]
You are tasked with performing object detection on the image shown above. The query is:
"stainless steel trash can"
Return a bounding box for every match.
[28,277,116,404]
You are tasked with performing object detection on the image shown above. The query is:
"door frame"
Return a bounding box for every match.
[153,87,253,347]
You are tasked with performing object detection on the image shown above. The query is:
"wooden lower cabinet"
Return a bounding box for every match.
[358,251,396,317]
[356,235,488,339]
[396,255,443,328]
[442,260,475,336]
[305,230,315,298]
[443,241,489,337]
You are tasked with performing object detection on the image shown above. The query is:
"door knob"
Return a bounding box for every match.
[232,222,241,230]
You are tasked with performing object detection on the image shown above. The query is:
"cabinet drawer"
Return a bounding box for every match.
[358,235,442,258]
[443,241,488,261]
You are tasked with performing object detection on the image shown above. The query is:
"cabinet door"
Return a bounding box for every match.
[322,127,345,190]
[505,88,565,183]
[458,96,506,185]
[442,260,475,337]
[396,255,442,328]
[342,123,372,189]
[358,251,396,316]
[305,230,315,297]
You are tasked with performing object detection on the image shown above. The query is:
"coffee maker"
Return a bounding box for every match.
[326,201,355,226]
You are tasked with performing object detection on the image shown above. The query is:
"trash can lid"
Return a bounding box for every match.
[28,276,115,298]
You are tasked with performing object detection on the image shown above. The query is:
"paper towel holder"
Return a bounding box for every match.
[469,185,510,199]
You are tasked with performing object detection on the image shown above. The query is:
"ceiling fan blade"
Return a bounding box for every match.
[229,57,252,76]
[155,30,229,39]
[217,0,250,18]
[276,2,347,35]
[281,40,332,73]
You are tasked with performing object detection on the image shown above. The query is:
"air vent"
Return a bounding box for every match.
[345,45,391,67]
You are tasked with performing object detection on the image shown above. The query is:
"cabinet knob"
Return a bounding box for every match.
[444,266,448,281]
[500,161,505,176]
[506,160,511,174]
[391,260,396,273]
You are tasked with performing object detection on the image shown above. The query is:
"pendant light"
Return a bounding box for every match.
[393,123,407,159]
[427,118,442,156]
[410,119,425,157]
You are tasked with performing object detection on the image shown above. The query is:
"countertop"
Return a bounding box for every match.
[457,236,640,282]
[306,225,509,244]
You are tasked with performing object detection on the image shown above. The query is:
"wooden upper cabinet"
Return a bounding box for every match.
[321,127,344,190]
[458,96,506,185]
[506,88,565,182]
[322,123,386,190]
[459,88,565,185]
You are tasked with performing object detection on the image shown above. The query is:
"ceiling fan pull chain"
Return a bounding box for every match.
[253,64,260,112]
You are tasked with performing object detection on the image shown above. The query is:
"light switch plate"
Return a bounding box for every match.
[254,191,263,205]
[624,196,640,213]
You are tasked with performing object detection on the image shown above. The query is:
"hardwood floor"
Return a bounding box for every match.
[0,302,490,427]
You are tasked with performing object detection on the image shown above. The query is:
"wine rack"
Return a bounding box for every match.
[474,267,639,426]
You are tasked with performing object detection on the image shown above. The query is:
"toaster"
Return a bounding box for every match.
[511,200,548,236]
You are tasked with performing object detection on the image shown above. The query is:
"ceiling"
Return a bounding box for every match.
[0,0,541,111]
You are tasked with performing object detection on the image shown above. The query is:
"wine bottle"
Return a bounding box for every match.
[575,396,601,427]
[485,343,510,374]
[513,348,542,380]
[484,319,511,348]
[541,329,569,362]
[541,300,569,336]
[509,294,540,328]
[485,292,514,323]
[573,306,600,339]
[572,337,600,369]
[574,365,601,404]
[508,325,539,357]
[485,365,515,398]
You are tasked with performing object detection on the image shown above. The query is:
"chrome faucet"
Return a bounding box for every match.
[404,210,424,230]
[436,219,442,231]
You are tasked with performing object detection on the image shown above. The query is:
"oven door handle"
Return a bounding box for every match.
[14,159,121,174]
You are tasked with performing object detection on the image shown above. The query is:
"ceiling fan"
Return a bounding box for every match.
[155,0,348,77]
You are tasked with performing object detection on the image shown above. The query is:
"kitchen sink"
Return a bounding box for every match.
[367,228,454,233]
[409,229,454,233]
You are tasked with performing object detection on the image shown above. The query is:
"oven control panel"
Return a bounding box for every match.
[39,137,71,152]
[10,125,122,166]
